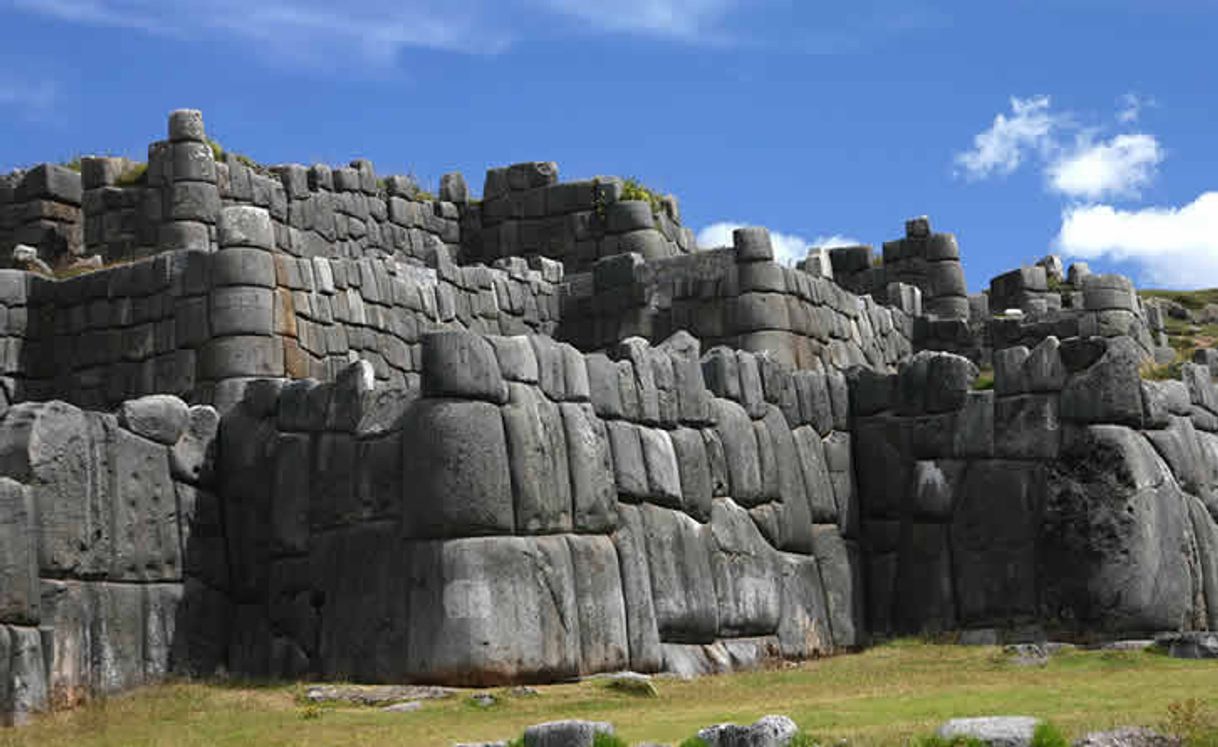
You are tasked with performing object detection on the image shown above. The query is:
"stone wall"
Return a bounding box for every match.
[463,165,696,273]
[851,338,1218,638]
[0,394,219,724]
[0,205,562,411]
[829,216,969,321]
[559,227,914,373]
[0,165,83,268]
[914,272,1164,367]
[213,330,862,684]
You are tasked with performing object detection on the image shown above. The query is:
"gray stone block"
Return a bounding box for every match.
[953,461,1043,624]
[405,536,579,685]
[639,427,682,509]
[501,383,572,534]
[669,427,713,522]
[698,715,798,747]
[489,335,539,384]
[1060,336,1146,427]
[810,526,863,648]
[421,331,507,404]
[0,479,38,625]
[168,109,205,142]
[524,720,615,747]
[171,405,219,485]
[994,394,1060,460]
[709,498,781,637]
[4,625,48,725]
[733,227,774,262]
[606,200,654,233]
[561,403,617,532]
[119,394,189,445]
[936,716,1040,747]
[200,335,285,379]
[401,400,514,538]
[612,504,663,673]
[566,535,630,674]
[639,504,718,643]
[212,247,276,287]
[711,399,763,506]
[210,286,274,337]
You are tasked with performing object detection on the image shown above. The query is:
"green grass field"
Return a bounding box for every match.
[3,641,1216,747]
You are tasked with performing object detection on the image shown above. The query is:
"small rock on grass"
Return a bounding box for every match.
[382,701,423,713]
[602,672,659,698]
[1074,727,1181,747]
[936,716,1041,747]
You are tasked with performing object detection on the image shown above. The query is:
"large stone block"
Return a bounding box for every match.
[710,399,763,505]
[994,394,1061,460]
[810,526,864,648]
[566,535,630,674]
[1060,336,1146,427]
[1042,426,1198,632]
[639,427,682,509]
[561,403,617,532]
[669,427,713,522]
[612,505,663,673]
[639,504,719,643]
[501,384,572,534]
[109,425,181,581]
[421,331,507,404]
[776,553,834,658]
[312,522,408,682]
[119,395,189,446]
[709,499,782,637]
[0,403,112,578]
[0,479,37,625]
[401,400,514,538]
[405,536,581,685]
[209,286,275,337]
[200,335,285,379]
[895,523,956,633]
[952,461,1043,625]
[3,625,48,725]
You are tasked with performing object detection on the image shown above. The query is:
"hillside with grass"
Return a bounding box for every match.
[1140,288,1218,379]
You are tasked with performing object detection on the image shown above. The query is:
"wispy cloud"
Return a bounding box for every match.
[1056,193,1218,288]
[537,0,737,42]
[955,94,1165,201]
[10,0,512,66]
[1047,133,1163,201]
[954,95,1064,180]
[697,221,858,265]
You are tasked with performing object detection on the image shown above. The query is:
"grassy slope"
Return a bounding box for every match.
[1139,289,1218,379]
[3,642,1216,747]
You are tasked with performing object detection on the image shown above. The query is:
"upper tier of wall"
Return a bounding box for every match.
[560,227,914,373]
[0,206,562,411]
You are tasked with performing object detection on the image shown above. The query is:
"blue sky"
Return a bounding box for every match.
[2,0,1216,290]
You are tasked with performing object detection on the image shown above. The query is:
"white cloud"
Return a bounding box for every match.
[1047,133,1163,200]
[954,95,1063,180]
[538,0,735,41]
[697,222,858,265]
[1055,193,1218,287]
[11,0,512,65]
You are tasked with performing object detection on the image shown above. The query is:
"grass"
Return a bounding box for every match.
[621,177,667,216]
[1142,288,1218,312]
[1139,289,1218,378]
[972,368,995,391]
[3,641,1217,747]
